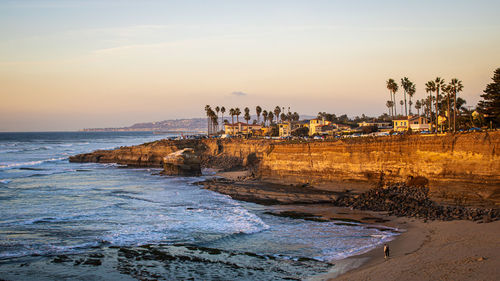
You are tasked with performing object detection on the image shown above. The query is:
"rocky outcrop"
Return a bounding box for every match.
[198,178,341,205]
[69,139,207,168]
[69,132,500,206]
[334,183,499,222]
[161,148,201,176]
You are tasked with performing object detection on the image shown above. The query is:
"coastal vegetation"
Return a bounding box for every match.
[203,104,300,136]
[203,68,499,138]
[478,68,500,127]
[385,75,473,132]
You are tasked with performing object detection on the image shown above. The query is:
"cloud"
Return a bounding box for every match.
[231,91,247,97]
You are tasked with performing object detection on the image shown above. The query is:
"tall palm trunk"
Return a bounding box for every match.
[435,89,439,133]
[447,94,451,131]
[231,115,235,135]
[428,93,432,121]
[404,90,407,116]
[453,91,457,132]
[393,92,397,117]
[207,117,210,135]
[389,90,394,119]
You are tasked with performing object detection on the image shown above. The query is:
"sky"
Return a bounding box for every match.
[1,0,499,131]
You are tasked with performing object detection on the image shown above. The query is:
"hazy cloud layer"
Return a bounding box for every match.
[231,91,248,97]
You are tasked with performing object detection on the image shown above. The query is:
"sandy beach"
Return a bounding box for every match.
[208,171,500,281]
[323,218,500,281]
[266,205,500,281]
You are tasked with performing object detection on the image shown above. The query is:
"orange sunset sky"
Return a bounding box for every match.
[1,0,499,131]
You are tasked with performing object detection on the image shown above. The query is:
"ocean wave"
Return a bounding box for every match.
[0,241,100,260]
[0,179,12,184]
[320,230,398,261]
[0,146,52,154]
[0,157,67,170]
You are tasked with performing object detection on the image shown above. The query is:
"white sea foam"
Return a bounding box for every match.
[0,241,99,260]
[0,157,66,169]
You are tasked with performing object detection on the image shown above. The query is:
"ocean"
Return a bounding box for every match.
[0,132,397,280]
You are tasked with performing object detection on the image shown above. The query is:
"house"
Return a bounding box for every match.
[309,119,332,135]
[278,123,291,137]
[335,124,352,131]
[393,116,430,132]
[224,122,262,135]
[357,121,392,129]
[253,127,272,137]
[316,124,337,135]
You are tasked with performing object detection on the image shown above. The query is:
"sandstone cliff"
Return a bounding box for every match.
[69,132,500,206]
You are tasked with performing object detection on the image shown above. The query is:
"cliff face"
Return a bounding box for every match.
[69,140,206,168]
[259,133,499,184]
[69,132,500,206]
[257,133,500,206]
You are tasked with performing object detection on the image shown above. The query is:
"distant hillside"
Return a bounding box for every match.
[82,118,207,132]
[81,115,317,132]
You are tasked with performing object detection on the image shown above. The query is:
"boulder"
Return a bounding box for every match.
[161,148,201,176]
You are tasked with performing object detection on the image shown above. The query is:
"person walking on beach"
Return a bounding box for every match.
[384,244,390,259]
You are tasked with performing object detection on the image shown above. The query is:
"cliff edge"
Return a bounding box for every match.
[69,132,500,207]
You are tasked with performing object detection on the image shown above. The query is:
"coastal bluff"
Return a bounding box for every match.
[69,132,500,206]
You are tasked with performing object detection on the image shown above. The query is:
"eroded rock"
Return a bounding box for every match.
[161,148,201,176]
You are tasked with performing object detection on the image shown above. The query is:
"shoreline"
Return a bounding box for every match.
[327,219,500,281]
[207,170,500,281]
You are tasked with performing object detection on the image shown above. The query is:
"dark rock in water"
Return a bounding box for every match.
[161,148,201,176]
[52,255,72,263]
[83,258,102,266]
[73,258,85,266]
[264,211,329,222]
[89,253,104,258]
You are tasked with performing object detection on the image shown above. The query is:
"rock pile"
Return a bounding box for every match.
[335,183,499,222]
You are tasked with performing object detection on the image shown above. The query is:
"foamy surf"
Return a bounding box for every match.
[0,157,67,169]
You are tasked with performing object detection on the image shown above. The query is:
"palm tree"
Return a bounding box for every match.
[400,100,404,115]
[210,110,218,134]
[280,113,286,123]
[415,100,422,116]
[448,78,464,132]
[229,108,235,135]
[215,106,220,132]
[244,107,251,134]
[442,85,452,131]
[287,111,292,123]
[268,111,274,125]
[420,98,426,116]
[386,100,394,116]
[274,106,281,124]
[386,79,398,119]
[221,106,226,132]
[205,105,212,135]
[400,77,412,116]
[408,82,416,115]
[235,108,241,123]
[425,81,435,121]
[262,110,268,126]
[255,106,262,124]
[433,77,445,132]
